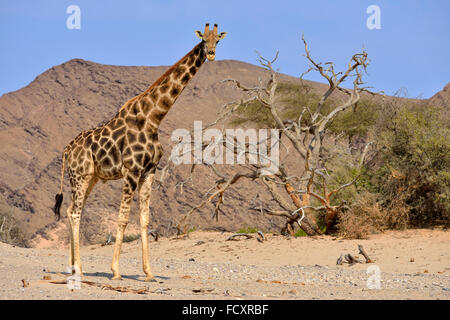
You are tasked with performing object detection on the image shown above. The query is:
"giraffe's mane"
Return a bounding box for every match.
[119,41,204,111]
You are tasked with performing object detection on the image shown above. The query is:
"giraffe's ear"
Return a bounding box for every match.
[218,32,227,40]
[195,30,203,39]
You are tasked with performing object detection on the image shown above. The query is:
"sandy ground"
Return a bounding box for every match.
[0,229,448,300]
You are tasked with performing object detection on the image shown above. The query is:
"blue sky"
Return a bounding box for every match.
[0,0,449,98]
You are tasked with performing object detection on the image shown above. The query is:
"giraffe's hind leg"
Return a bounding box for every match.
[67,201,75,269]
[67,175,97,275]
[111,172,138,280]
[138,173,155,281]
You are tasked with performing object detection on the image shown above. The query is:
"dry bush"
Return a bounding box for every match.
[0,214,22,245]
[383,186,410,230]
[336,193,386,239]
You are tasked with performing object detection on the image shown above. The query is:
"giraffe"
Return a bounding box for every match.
[53,23,227,281]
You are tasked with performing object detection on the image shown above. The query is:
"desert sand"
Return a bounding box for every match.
[0,229,448,300]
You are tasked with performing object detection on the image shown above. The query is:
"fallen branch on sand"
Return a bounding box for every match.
[358,245,373,263]
[27,278,149,294]
[81,280,148,294]
[336,245,374,266]
[226,233,253,241]
[344,254,361,265]
[226,231,265,242]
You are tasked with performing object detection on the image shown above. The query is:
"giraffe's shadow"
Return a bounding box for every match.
[46,270,170,282]
[84,272,170,282]
[84,272,141,281]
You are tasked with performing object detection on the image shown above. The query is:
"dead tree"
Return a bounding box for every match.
[162,36,377,236]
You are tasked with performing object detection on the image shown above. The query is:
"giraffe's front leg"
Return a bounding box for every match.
[138,173,155,282]
[111,174,136,280]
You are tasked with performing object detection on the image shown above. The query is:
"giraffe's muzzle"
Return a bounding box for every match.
[206,51,216,61]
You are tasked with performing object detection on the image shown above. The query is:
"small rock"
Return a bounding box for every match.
[288,289,297,295]
[410,258,415,262]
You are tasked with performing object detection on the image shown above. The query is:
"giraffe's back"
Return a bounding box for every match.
[65,111,163,184]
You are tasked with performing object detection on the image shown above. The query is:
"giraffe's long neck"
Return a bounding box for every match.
[137,41,206,127]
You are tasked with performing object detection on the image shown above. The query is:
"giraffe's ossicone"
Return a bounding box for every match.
[53,24,227,281]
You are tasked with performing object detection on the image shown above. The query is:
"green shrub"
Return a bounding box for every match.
[230,99,274,127]
[371,102,450,227]
[294,228,308,237]
[106,233,141,244]
[230,82,334,128]
[236,226,259,234]
[329,97,381,139]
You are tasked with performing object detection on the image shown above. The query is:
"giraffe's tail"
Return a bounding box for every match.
[53,149,68,221]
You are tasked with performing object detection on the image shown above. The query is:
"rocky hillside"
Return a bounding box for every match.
[429,83,450,109]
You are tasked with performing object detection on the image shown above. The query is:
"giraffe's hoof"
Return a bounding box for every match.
[111,275,122,280]
[144,275,156,282]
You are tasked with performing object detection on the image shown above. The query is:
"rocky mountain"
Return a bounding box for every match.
[429,83,450,109]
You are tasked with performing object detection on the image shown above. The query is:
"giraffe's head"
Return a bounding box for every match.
[195,23,227,61]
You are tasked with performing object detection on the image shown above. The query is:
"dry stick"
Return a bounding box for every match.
[358,245,374,263]
[344,254,361,265]
[148,229,159,241]
[102,233,113,246]
[213,185,224,222]
[257,230,265,242]
[282,223,295,237]
[21,279,29,287]
[336,254,344,266]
